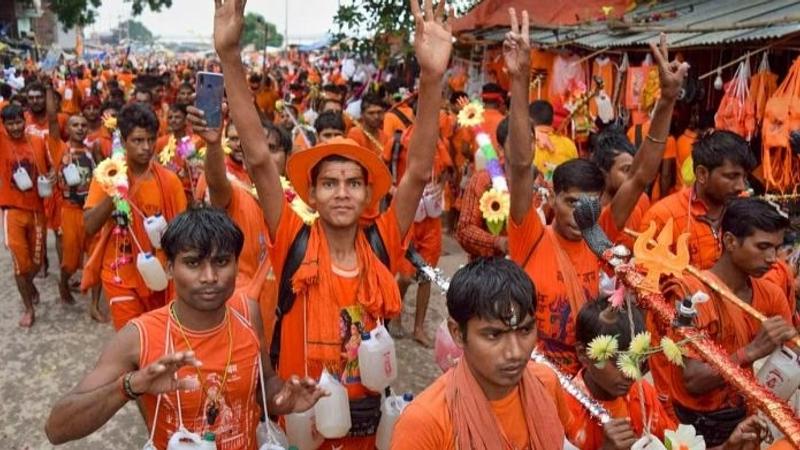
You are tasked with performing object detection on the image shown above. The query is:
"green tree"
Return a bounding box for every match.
[47,0,173,29]
[242,12,283,49]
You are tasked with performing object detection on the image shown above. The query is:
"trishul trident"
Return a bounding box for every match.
[632,218,690,292]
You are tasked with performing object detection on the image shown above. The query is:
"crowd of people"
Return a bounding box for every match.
[0,0,798,448]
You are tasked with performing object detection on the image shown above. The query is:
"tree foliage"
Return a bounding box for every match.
[48,0,173,29]
[242,12,283,49]
[332,0,479,57]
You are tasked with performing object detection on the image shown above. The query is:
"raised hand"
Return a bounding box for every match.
[272,375,329,415]
[503,8,530,78]
[129,351,202,395]
[186,105,222,145]
[650,33,690,101]
[410,0,454,78]
[213,0,247,55]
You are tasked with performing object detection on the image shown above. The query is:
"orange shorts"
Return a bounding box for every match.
[44,196,61,231]
[3,208,44,276]
[103,281,169,331]
[400,216,442,277]
[59,204,88,273]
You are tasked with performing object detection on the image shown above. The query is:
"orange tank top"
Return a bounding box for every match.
[132,294,261,450]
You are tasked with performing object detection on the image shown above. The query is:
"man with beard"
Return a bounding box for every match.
[641,130,757,269]
[346,93,391,156]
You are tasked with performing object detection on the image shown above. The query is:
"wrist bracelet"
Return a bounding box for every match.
[122,371,142,400]
[646,134,668,145]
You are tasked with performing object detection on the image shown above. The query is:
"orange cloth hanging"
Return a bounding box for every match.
[763,56,800,192]
[715,60,756,141]
[750,54,778,124]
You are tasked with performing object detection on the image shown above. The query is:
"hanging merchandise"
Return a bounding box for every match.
[550,53,587,102]
[763,56,800,192]
[749,52,778,125]
[713,68,724,91]
[714,58,755,141]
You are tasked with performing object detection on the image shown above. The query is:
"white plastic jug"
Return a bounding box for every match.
[62,162,82,187]
[199,432,218,450]
[12,166,33,191]
[144,214,168,249]
[757,345,800,400]
[357,325,397,392]
[284,409,322,450]
[313,369,351,439]
[166,427,204,450]
[136,252,169,291]
[37,175,53,198]
[375,392,413,450]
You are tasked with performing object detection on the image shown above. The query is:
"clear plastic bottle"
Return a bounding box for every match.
[136,252,169,291]
[285,409,322,450]
[144,213,168,249]
[313,368,351,439]
[375,392,413,450]
[357,325,397,392]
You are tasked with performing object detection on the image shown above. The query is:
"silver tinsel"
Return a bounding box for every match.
[531,349,612,424]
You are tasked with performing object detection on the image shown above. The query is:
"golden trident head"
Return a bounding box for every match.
[633,219,690,292]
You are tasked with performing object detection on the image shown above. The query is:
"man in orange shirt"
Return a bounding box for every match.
[155,103,204,200]
[346,93,390,156]
[627,115,678,200]
[650,197,795,446]
[313,110,346,143]
[81,96,104,155]
[391,258,573,449]
[507,31,686,374]
[82,103,188,330]
[215,0,450,446]
[46,207,325,448]
[1,104,49,327]
[569,298,676,450]
[641,130,756,270]
[480,83,506,152]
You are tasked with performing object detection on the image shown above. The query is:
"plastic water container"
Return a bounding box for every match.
[285,409,322,450]
[313,369,351,439]
[757,345,800,400]
[12,166,33,191]
[199,432,217,450]
[375,392,413,450]
[62,162,82,187]
[434,320,463,373]
[136,252,169,291]
[166,427,204,450]
[144,214,168,249]
[357,325,397,392]
[37,176,53,198]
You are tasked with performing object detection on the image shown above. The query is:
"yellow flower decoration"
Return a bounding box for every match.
[457,101,485,128]
[281,176,319,225]
[221,137,233,155]
[94,157,128,196]
[661,337,684,367]
[102,114,117,131]
[158,135,176,165]
[628,332,652,357]
[479,188,509,235]
[587,334,618,362]
[616,353,642,380]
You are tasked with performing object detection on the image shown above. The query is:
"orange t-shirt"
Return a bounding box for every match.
[255,88,279,117]
[483,107,505,153]
[391,362,572,450]
[346,126,391,157]
[383,105,414,138]
[762,260,797,320]
[47,136,95,208]
[86,126,113,159]
[132,295,261,450]
[508,206,604,375]
[641,187,721,270]
[566,372,676,450]
[84,169,187,290]
[0,133,48,211]
[268,199,409,450]
[651,272,791,413]
[25,111,68,141]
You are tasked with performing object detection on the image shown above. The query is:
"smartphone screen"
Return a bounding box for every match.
[195,71,224,129]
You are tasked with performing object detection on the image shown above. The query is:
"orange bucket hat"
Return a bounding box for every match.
[285,137,392,212]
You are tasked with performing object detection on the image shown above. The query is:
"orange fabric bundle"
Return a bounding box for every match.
[763,56,800,191]
[715,60,756,141]
[750,53,778,124]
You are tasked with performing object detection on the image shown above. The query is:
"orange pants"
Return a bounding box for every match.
[3,208,44,276]
[103,281,169,330]
[400,216,442,277]
[59,204,88,273]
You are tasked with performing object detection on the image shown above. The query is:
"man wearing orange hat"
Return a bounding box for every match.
[214,0,453,447]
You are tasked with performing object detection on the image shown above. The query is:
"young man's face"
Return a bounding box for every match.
[226,123,244,165]
[362,104,385,131]
[606,152,633,194]
[449,313,537,397]
[67,115,88,143]
[697,159,748,204]
[726,229,784,278]
[177,87,194,105]
[553,187,601,242]
[322,100,342,114]
[3,117,25,140]
[576,343,633,399]
[318,128,344,143]
[168,110,187,134]
[124,127,156,167]
[27,89,45,114]
[168,248,237,312]
[309,160,370,228]
[82,103,100,122]
[134,91,152,106]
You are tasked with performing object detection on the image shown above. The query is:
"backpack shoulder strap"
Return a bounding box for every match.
[364,223,390,268]
[390,107,414,128]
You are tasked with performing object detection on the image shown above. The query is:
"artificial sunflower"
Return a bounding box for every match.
[158,135,176,165]
[479,188,509,235]
[281,176,318,225]
[457,101,485,128]
[102,113,117,131]
[628,331,652,357]
[661,337,684,367]
[616,353,642,380]
[587,334,618,363]
[94,157,128,196]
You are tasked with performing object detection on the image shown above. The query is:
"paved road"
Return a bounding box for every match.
[1,231,466,450]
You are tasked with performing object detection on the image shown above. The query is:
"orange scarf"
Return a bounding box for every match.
[446,359,564,450]
[547,227,587,321]
[291,223,401,374]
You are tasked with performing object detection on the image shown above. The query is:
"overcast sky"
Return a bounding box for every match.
[87,0,340,44]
